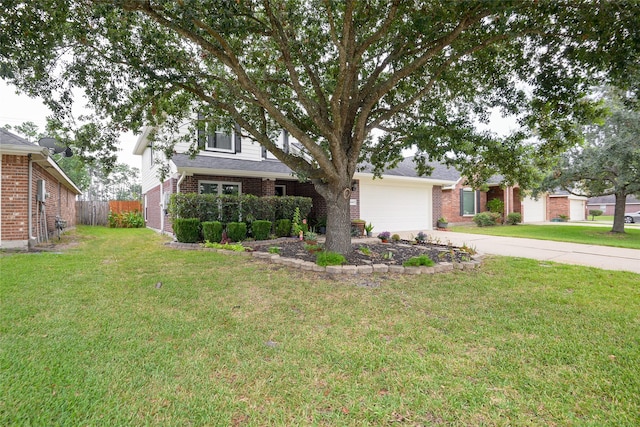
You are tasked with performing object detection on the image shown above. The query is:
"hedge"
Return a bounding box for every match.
[251,220,272,240]
[169,193,312,224]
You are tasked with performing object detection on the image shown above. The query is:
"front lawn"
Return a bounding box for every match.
[1,227,639,425]
[451,224,640,250]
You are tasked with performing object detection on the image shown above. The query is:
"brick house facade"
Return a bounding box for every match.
[1,129,82,249]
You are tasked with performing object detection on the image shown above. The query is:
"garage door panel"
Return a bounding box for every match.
[522,196,546,223]
[359,180,432,232]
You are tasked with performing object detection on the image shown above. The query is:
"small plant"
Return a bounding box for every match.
[316,251,346,266]
[391,233,401,242]
[275,218,292,237]
[304,243,323,253]
[203,241,246,252]
[267,246,281,254]
[358,246,372,256]
[589,209,603,221]
[415,231,428,244]
[558,214,569,221]
[403,255,435,267]
[383,251,394,260]
[304,231,318,242]
[377,231,391,241]
[505,212,522,225]
[460,242,477,255]
[364,222,374,235]
[438,216,447,223]
[292,207,302,236]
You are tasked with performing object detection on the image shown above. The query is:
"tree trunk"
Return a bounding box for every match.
[314,180,353,255]
[611,191,627,233]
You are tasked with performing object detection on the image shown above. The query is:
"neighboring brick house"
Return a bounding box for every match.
[587,195,640,215]
[133,121,458,234]
[442,174,585,224]
[0,129,82,249]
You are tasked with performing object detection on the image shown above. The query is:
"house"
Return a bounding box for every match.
[441,174,586,224]
[0,128,82,249]
[587,195,640,215]
[133,123,459,234]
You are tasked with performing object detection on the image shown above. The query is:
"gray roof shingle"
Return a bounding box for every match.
[0,128,36,147]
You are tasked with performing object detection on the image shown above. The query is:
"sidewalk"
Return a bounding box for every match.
[394,229,640,275]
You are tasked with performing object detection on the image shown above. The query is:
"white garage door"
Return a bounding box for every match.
[359,179,433,232]
[570,199,585,221]
[521,196,546,223]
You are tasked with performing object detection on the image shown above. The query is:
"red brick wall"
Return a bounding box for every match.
[1,155,29,241]
[548,197,569,220]
[441,180,487,224]
[1,154,77,245]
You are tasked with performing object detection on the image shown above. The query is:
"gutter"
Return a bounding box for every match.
[176,171,186,193]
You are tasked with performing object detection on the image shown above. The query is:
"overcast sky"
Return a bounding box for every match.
[0,80,140,168]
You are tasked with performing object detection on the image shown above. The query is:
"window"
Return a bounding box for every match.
[275,185,286,196]
[199,181,241,196]
[197,114,241,153]
[461,188,479,216]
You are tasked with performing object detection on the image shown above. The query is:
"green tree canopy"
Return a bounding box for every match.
[1,1,638,252]
[541,88,640,233]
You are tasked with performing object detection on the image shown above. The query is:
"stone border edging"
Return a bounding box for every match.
[167,242,483,275]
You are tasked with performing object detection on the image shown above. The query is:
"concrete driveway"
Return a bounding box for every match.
[394,228,640,275]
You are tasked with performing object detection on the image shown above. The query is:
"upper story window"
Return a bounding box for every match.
[197,113,241,154]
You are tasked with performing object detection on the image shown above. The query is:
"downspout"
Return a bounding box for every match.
[160,181,165,234]
[176,172,186,193]
[27,154,36,248]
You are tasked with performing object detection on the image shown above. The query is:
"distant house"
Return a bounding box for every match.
[0,129,81,249]
[587,195,640,215]
[133,121,459,234]
[441,174,586,224]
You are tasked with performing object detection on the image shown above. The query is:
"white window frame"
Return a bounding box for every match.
[198,180,242,196]
[205,127,235,153]
[275,185,286,196]
[461,188,478,217]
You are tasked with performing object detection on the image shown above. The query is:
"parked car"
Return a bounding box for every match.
[624,211,640,223]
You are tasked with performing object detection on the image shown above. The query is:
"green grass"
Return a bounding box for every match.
[451,224,640,249]
[1,226,639,425]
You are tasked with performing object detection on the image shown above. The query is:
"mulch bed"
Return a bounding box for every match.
[246,237,473,266]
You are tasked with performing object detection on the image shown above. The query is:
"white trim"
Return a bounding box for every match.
[198,180,242,195]
[275,184,286,196]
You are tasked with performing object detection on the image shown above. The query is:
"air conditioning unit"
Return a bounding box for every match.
[37,179,47,202]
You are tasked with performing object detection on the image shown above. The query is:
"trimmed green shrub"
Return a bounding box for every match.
[275,196,313,223]
[402,255,435,267]
[473,212,498,227]
[243,195,276,223]
[202,221,224,243]
[589,209,603,220]
[487,198,505,214]
[173,218,201,243]
[275,219,291,237]
[316,251,346,266]
[251,220,272,240]
[505,212,522,225]
[226,222,247,242]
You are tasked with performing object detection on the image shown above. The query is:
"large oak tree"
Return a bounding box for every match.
[542,88,640,233]
[1,1,638,253]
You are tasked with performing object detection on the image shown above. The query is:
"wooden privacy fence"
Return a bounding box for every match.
[76,201,109,226]
[76,200,142,225]
[109,200,143,214]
